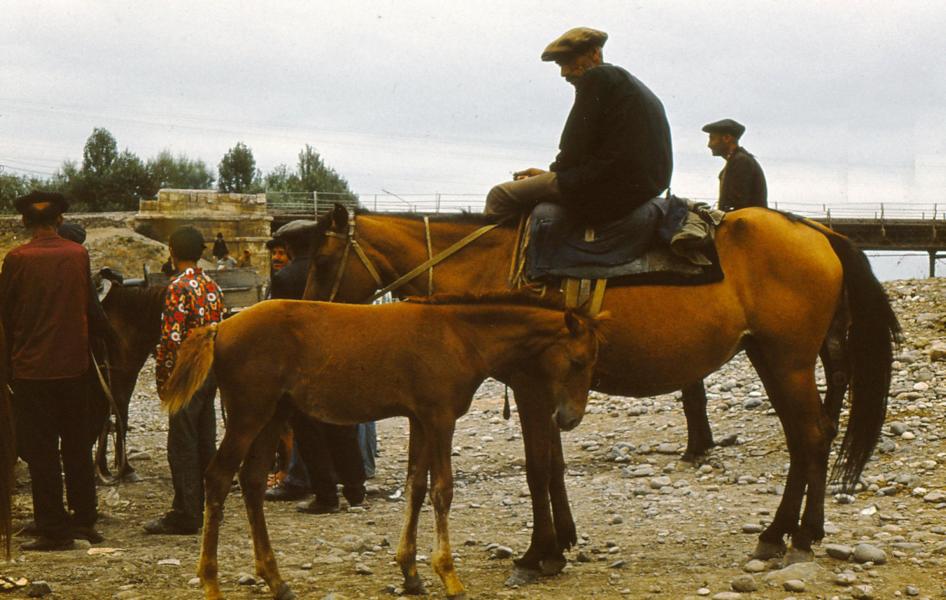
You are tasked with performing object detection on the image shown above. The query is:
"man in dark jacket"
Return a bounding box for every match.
[702,118,767,211]
[486,27,673,226]
[0,192,101,550]
[266,220,367,514]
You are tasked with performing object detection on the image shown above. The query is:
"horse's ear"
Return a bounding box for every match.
[565,310,588,337]
[332,203,349,230]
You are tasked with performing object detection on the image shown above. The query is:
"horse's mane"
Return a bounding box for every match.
[404,291,562,311]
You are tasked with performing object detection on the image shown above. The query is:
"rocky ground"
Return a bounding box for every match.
[1,236,944,599]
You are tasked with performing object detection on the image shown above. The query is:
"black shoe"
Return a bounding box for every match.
[71,525,105,544]
[295,498,340,515]
[21,536,75,551]
[143,516,198,535]
[265,483,309,502]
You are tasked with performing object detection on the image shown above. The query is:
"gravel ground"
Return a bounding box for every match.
[2,275,945,600]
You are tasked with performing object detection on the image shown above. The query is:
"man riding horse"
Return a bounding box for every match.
[485,27,672,229]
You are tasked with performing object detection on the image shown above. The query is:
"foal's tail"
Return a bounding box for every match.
[161,324,219,415]
[824,233,902,490]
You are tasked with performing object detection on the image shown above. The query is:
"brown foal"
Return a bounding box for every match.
[161,295,601,600]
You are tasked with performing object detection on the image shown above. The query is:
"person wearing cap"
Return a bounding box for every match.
[263,220,367,513]
[702,118,767,211]
[485,27,673,226]
[0,191,102,550]
[144,226,224,535]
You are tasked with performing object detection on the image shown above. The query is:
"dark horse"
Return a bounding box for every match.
[95,281,167,481]
[302,205,900,577]
[160,296,602,600]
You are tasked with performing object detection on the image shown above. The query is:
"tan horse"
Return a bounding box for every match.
[302,206,900,574]
[160,295,602,600]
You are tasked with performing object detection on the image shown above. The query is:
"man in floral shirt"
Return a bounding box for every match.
[145,226,224,535]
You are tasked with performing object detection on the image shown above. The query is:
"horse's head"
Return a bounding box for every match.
[304,204,385,303]
[526,309,603,432]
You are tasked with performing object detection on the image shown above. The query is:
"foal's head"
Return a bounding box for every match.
[519,309,603,432]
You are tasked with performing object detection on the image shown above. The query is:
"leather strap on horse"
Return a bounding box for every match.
[424,216,434,296]
[91,349,128,478]
[366,223,499,303]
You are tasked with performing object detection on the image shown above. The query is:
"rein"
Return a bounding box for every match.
[324,209,499,304]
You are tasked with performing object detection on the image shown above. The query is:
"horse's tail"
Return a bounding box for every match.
[161,324,218,415]
[823,232,902,491]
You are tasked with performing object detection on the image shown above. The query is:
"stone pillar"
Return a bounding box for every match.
[134,189,273,272]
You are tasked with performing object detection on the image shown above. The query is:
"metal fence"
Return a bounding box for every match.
[266,191,944,222]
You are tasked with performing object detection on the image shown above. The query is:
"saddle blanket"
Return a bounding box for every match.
[523,195,725,286]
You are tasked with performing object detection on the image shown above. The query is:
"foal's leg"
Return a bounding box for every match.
[820,304,851,428]
[427,418,465,599]
[681,380,715,461]
[238,414,295,600]
[396,419,430,595]
[199,425,261,600]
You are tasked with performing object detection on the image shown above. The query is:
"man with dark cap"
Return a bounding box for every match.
[0,191,101,550]
[485,27,673,226]
[702,118,767,211]
[265,220,367,513]
[144,226,224,535]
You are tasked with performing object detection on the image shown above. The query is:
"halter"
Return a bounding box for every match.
[321,208,499,304]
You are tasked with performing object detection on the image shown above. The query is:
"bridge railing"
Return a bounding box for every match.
[266,192,943,222]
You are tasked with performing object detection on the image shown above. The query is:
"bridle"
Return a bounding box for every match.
[320,208,499,304]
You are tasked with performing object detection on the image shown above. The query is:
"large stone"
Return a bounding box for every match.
[763,561,825,586]
[730,575,757,592]
[825,543,853,560]
[852,543,887,564]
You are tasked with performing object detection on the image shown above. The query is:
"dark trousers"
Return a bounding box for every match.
[166,376,216,528]
[11,375,97,538]
[291,411,365,506]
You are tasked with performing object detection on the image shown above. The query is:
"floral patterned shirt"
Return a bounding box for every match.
[155,267,224,389]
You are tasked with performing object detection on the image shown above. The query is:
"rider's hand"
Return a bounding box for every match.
[513,167,547,180]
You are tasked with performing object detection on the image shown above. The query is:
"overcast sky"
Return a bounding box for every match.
[2,1,945,210]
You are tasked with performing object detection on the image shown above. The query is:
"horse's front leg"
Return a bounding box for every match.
[396,419,429,596]
[548,424,574,571]
[506,389,559,586]
[427,417,464,599]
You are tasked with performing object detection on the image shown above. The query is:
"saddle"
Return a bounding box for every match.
[512,196,725,311]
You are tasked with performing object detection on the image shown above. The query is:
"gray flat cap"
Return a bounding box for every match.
[274,219,319,240]
[702,118,746,139]
[541,27,608,62]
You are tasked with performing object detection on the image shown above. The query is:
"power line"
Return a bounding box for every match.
[0,163,55,177]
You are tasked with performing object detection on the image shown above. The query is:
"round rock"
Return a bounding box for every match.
[852,543,887,564]
[730,574,758,592]
[783,579,806,592]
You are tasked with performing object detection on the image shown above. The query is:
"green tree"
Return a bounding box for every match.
[295,144,355,202]
[217,142,259,193]
[0,169,49,213]
[147,150,214,191]
[82,127,118,178]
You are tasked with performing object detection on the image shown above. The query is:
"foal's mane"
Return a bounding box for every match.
[354,208,515,228]
[404,291,562,311]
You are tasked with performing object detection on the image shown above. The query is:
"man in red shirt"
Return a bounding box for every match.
[145,227,224,535]
[0,191,100,551]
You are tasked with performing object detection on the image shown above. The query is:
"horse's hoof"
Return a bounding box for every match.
[784,547,814,565]
[751,540,787,560]
[505,566,542,587]
[121,470,142,483]
[539,556,566,576]
[274,582,296,600]
[401,575,427,595]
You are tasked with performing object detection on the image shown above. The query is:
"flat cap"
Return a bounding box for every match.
[14,190,69,215]
[265,237,288,250]
[541,27,608,62]
[274,219,319,240]
[702,118,746,139]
